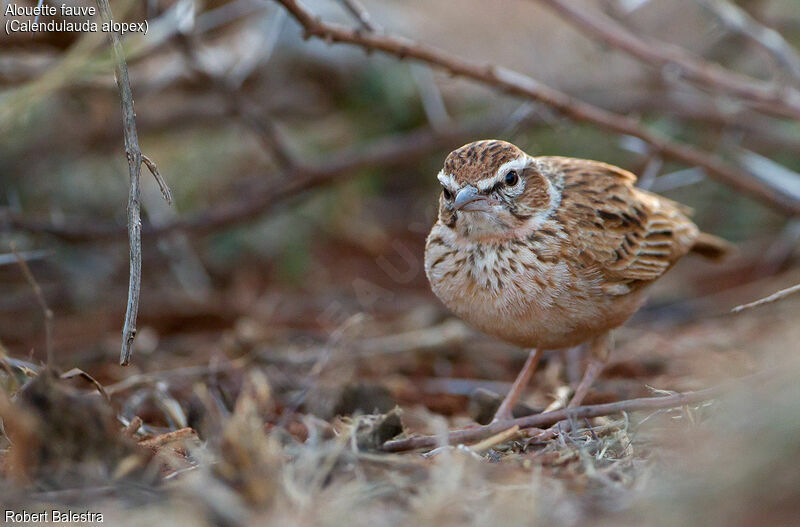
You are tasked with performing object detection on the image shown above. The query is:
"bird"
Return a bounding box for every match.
[424,139,730,422]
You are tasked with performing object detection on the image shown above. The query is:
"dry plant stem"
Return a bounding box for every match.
[731,282,800,313]
[536,0,800,117]
[60,368,110,401]
[142,155,172,205]
[273,0,800,216]
[381,371,768,452]
[492,349,542,423]
[95,0,171,365]
[10,242,53,366]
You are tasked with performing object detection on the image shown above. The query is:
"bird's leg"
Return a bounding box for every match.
[492,348,542,423]
[567,332,612,408]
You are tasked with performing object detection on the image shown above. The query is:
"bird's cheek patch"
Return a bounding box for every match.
[520,171,551,210]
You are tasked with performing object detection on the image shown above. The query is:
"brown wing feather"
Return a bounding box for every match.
[541,157,699,285]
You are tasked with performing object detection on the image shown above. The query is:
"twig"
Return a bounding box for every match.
[381,370,772,452]
[60,367,110,401]
[536,0,800,117]
[10,241,53,366]
[142,155,172,205]
[731,283,800,313]
[696,0,800,83]
[273,0,800,215]
[94,0,172,366]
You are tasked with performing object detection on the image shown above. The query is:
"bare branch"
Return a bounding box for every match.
[536,0,800,118]
[94,0,169,366]
[10,241,53,367]
[731,283,800,313]
[273,0,800,216]
[382,369,776,452]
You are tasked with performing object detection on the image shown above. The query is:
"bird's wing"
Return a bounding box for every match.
[540,157,699,284]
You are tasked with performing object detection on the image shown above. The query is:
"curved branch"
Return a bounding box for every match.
[536,0,800,118]
[382,369,773,452]
[273,0,800,216]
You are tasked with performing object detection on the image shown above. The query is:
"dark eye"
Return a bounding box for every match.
[505,170,519,186]
[442,187,453,200]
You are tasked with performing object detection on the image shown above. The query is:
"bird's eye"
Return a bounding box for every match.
[442,187,453,200]
[505,170,519,186]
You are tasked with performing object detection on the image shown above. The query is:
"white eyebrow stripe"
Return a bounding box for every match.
[476,177,499,192]
[476,155,531,192]
[437,171,458,189]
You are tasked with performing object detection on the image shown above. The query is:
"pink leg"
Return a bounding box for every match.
[492,349,542,423]
[567,358,604,408]
[567,332,611,408]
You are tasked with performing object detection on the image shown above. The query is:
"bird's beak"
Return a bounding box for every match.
[454,186,490,211]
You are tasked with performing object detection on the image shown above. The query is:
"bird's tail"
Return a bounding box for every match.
[691,232,734,261]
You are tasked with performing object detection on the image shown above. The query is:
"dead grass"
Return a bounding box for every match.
[1,289,799,526]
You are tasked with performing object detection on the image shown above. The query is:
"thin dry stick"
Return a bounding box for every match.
[94,0,172,366]
[731,282,800,313]
[273,0,800,216]
[536,0,800,118]
[60,367,110,401]
[10,241,53,366]
[142,154,172,205]
[381,370,772,452]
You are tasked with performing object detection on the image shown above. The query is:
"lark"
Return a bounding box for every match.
[425,140,729,421]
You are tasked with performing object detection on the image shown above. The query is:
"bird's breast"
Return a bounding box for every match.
[424,223,644,349]
[426,225,579,344]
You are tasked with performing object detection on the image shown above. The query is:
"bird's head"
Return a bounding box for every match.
[436,140,561,240]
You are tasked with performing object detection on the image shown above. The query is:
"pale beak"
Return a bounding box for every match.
[454,186,490,211]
